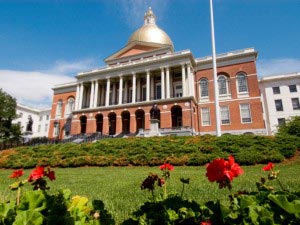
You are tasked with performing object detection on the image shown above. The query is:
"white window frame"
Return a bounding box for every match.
[236,73,249,98]
[173,81,182,98]
[55,100,63,118]
[218,75,231,99]
[201,107,211,126]
[240,103,252,124]
[220,106,230,125]
[199,78,209,98]
[65,97,75,117]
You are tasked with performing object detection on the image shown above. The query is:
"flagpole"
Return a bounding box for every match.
[210,0,221,136]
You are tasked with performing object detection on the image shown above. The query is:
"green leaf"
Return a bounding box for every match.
[240,195,258,210]
[268,193,300,216]
[17,191,47,212]
[13,211,43,225]
[166,209,178,222]
[0,202,16,224]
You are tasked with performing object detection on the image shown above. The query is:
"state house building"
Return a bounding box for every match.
[49,8,267,139]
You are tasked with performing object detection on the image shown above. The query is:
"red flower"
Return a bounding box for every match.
[28,166,45,181]
[200,221,212,225]
[206,156,243,188]
[159,163,174,171]
[263,162,274,171]
[45,168,56,181]
[9,169,24,179]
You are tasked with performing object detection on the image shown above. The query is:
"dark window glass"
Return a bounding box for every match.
[278,118,286,127]
[292,98,300,110]
[289,85,297,93]
[272,86,280,94]
[275,99,283,111]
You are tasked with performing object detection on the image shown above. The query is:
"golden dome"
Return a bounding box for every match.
[127,7,173,47]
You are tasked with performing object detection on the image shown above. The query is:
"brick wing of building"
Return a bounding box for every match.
[49,7,266,139]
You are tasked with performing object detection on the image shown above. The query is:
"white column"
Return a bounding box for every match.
[146,70,150,101]
[105,77,110,106]
[137,76,141,102]
[89,81,95,108]
[187,64,192,96]
[166,67,170,99]
[161,67,165,99]
[94,81,99,108]
[118,76,123,105]
[75,83,80,110]
[112,81,116,104]
[132,73,136,103]
[181,64,186,97]
[79,83,84,109]
[124,79,128,103]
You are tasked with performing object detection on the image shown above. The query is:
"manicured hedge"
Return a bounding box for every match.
[0,134,299,169]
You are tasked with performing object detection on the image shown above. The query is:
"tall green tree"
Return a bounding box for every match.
[0,88,21,141]
[277,116,300,137]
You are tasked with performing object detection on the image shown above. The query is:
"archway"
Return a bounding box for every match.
[108,112,116,135]
[135,109,145,132]
[80,115,87,134]
[95,114,103,133]
[171,105,182,128]
[121,111,130,134]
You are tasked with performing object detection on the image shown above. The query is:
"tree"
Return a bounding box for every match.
[277,116,300,137]
[0,88,21,141]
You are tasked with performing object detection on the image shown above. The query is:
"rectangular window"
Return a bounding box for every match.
[220,106,230,125]
[46,115,49,120]
[142,86,146,101]
[45,124,48,132]
[129,88,133,103]
[39,116,43,121]
[38,125,41,132]
[292,98,300,110]
[175,84,182,97]
[275,99,283,111]
[240,104,252,123]
[156,84,161,99]
[272,86,280,94]
[19,112,23,118]
[201,108,211,126]
[278,118,286,127]
[289,85,297,93]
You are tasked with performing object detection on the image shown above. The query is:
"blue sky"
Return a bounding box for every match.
[0,0,299,108]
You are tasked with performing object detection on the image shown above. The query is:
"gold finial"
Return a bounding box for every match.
[144,7,156,25]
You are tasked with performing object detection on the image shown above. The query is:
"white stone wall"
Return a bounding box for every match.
[259,72,300,135]
[14,104,51,138]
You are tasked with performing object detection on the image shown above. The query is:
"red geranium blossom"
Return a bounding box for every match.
[9,169,24,179]
[206,156,243,189]
[159,163,174,171]
[28,166,45,181]
[263,162,274,171]
[45,168,56,181]
[200,221,212,225]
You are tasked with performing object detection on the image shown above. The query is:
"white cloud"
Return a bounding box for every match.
[118,0,170,28]
[0,58,98,109]
[0,70,75,109]
[257,58,300,77]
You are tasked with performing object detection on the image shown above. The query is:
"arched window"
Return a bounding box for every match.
[55,100,63,118]
[236,73,248,93]
[65,97,75,117]
[199,78,209,97]
[218,75,230,95]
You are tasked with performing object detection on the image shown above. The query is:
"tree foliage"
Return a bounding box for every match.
[277,116,300,137]
[0,88,20,140]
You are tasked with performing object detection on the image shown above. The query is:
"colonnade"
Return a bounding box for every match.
[74,64,195,110]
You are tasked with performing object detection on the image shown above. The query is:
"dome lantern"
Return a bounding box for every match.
[127,7,173,48]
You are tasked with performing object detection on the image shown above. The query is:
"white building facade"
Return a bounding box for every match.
[14,104,51,138]
[259,72,300,135]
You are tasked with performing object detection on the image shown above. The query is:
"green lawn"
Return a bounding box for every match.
[1,160,300,224]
